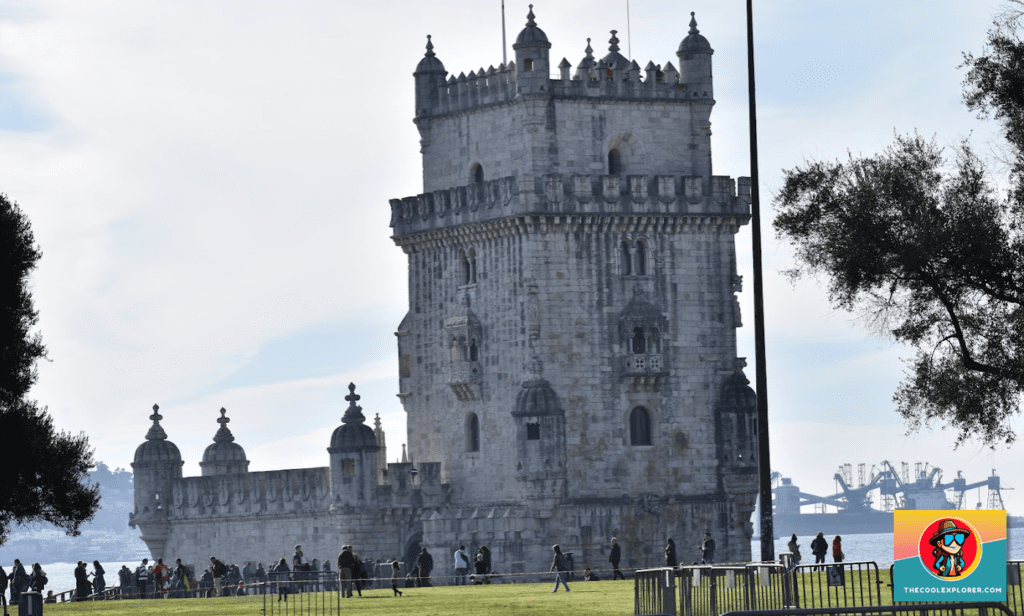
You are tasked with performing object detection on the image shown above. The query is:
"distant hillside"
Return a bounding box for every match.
[0,463,149,564]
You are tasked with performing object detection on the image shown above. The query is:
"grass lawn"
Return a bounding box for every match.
[13,579,636,616]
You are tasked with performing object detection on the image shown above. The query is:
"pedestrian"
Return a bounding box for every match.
[174,558,190,598]
[92,560,106,598]
[787,534,802,569]
[832,535,845,563]
[255,563,267,595]
[352,551,365,597]
[135,558,151,599]
[454,545,470,585]
[153,558,169,597]
[337,545,356,597]
[225,564,242,596]
[701,533,716,564]
[209,556,226,597]
[480,545,491,574]
[199,568,213,597]
[390,560,403,597]
[10,560,27,604]
[292,545,303,569]
[665,538,678,568]
[416,547,433,587]
[74,561,90,601]
[272,558,290,602]
[118,565,132,597]
[811,532,828,570]
[550,544,570,593]
[0,565,8,616]
[609,537,625,580]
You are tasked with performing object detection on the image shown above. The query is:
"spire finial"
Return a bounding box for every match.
[213,407,235,443]
[609,29,620,53]
[342,382,366,425]
[585,37,593,59]
[425,34,435,58]
[526,4,536,27]
[461,294,471,308]
[145,403,168,441]
[689,12,699,36]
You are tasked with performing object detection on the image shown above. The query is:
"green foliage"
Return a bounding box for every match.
[0,194,99,546]
[773,135,1024,445]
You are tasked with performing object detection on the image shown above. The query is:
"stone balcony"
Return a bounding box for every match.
[447,361,481,401]
[622,354,667,392]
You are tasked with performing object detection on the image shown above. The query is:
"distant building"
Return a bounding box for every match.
[131,7,758,574]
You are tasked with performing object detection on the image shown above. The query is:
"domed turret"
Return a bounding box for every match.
[133,404,183,466]
[600,30,629,71]
[511,357,566,487]
[513,5,551,94]
[328,384,381,507]
[200,408,249,476]
[414,35,448,117]
[676,12,714,98]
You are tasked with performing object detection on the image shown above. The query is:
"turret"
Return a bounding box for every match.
[129,404,183,560]
[328,383,380,507]
[199,407,249,476]
[414,35,447,117]
[676,12,714,99]
[512,5,551,95]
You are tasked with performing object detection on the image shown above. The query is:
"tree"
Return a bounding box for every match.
[0,193,99,546]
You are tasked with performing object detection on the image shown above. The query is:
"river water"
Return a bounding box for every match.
[752,526,1024,566]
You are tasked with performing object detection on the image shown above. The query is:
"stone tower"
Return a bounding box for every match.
[391,7,758,569]
[129,405,183,560]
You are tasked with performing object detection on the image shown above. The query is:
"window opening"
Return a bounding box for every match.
[632,327,646,354]
[630,407,652,446]
[468,413,480,452]
[620,241,632,275]
[472,163,484,184]
[343,459,356,476]
[526,423,541,440]
[608,149,622,175]
[469,339,478,362]
[523,58,534,72]
[635,241,647,276]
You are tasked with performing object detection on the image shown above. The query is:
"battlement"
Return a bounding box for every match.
[390,174,750,237]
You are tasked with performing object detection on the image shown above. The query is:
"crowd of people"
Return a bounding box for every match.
[783,532,845,570]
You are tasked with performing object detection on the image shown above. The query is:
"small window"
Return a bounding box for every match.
[460,249,471,285]
[630,407,652,446]
[632,327,646,354]
[620,241,632,275]
[608,149,622,175]
[649,327,661,354]
[635,241,647,276]
[471,163,484,184]
[524,58,534,72]
[526,423,541,440]
[468,413,480,452]
[469,339,479,362]
[343,459,356,476]
[469,248,477,284]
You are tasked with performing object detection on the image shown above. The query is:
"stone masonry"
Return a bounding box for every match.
[131,7,758,578]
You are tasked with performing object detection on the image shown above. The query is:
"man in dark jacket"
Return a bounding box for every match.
[417,548,434,587]
[609,537,625,580]
[337,545,356,598]
[10,560,27,604]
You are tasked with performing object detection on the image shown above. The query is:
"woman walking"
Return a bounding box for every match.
[550,545,570,593]
[92,561,106,598]
[390,560,403,597]
[665,538,678,568]
[832,535,844,562]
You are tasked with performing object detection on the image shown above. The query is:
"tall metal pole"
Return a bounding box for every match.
[501,0,508,65]
[746,0,775,562]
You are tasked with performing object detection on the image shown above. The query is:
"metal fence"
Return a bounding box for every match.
[636,568,677,616]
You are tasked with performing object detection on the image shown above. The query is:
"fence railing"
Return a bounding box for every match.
[636,568,677,616]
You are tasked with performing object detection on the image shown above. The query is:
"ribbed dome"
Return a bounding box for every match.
[329,383,380,452]
[719,371,756,412]
[678,12,712,54]
[200,408,249,475]
[620,285,666,323]
[512,358,563,418]
[514,5,550,48]
[415,35,446,74]
[133,404,183,465]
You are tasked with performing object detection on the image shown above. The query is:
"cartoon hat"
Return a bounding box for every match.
[928,519,972,546]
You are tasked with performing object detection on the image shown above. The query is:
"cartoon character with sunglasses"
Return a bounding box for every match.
[928,520,972,577]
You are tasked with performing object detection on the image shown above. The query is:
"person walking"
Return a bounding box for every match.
[92,560,106,598]
[550,544,570,593]
[210,557,226,597]
[74,561,90,601]
[416,548,433,587]
[338,545,356,597]
[811,532,828,571]
[701,533,716,564]
[832,535,845,563]
[609,537,625,580]
[0,565,8,616]
[135,558,151,599]
[787,534,802,570]
[454,545,470,585]
[390,560,403,597]
[272,558,290,602]
[665,538,678,568]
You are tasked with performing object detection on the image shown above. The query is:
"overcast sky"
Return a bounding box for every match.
[2,0,1020,522]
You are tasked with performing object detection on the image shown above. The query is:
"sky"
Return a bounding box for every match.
[1,0,1021,526]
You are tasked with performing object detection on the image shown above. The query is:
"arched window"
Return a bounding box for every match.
[460,249,471,285]
[608,149,622,175]
[468,248,477,284]
[471,163,484,184]
[469,339,478,362]
[620,240,632,275]
[632,327,646,354]
[467,413,480,452]
[648,327,661,354]
[630,407,652,446]
[523,58,534,72]
[635,241,647,276]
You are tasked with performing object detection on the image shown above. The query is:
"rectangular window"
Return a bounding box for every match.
[526,423,541,440]
[343,459,355,476]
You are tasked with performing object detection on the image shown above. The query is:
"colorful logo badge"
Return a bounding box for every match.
[894,510,1006,602]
